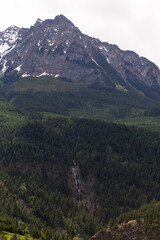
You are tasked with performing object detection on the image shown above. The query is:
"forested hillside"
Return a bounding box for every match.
[1,116,160,239]
[1,76,160,121]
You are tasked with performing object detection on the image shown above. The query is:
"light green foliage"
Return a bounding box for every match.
[0,232,36,240]
[115,83,128,92]
[114,116,160,131]
[108,201,160,227]
[7,76,87,93]
[0,98,26,129]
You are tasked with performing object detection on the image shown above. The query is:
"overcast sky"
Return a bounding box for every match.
[0,0,159,67]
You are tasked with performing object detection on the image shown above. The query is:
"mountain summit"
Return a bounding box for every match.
[0,15,160,95]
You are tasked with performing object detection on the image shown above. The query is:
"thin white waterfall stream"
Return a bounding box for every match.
[72,162,81,202]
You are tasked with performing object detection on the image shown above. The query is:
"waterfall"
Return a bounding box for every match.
[72,162,82,202]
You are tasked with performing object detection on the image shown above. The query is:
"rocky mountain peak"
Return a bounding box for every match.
[5,25,20,32]
[0,15,160,96]
[54,14,73,24]
[33,15,76,31]
[34,18,43,26]
[0,25,20,43]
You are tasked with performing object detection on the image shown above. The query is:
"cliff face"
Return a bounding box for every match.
[91,219,160,240]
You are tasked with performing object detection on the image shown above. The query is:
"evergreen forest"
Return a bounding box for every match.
[0,107,160,239]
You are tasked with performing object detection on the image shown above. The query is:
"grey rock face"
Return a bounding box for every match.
[0,14,160,90]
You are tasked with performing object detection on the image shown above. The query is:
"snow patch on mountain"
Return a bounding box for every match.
[0,44,17,59]
[0,60,8,74]
[21,73,31,78]
[99,46,109,52]
[0,43,10,54]
[91,58,102,68]
[0,26,19,61]
[55,74,59,78]
[37,72,50,77]
[14,65,22,72]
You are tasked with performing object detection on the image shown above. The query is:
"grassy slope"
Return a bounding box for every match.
[7,76,87,93]
[0,97,26,129]
[1,76,160,121]
[114,116,160,132]
[1,75,160,131]
[0,232,37,240]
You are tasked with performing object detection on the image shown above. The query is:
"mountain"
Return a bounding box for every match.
[0,15,160,92]
[0,15,160,121]
[1,15,160,239]
[0,15,126,90]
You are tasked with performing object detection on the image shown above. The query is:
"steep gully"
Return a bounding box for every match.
[72,162,82,202]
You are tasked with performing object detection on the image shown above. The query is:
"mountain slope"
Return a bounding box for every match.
[0,15,124,89]
[1,75,160,120]
[0,15,160,94]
